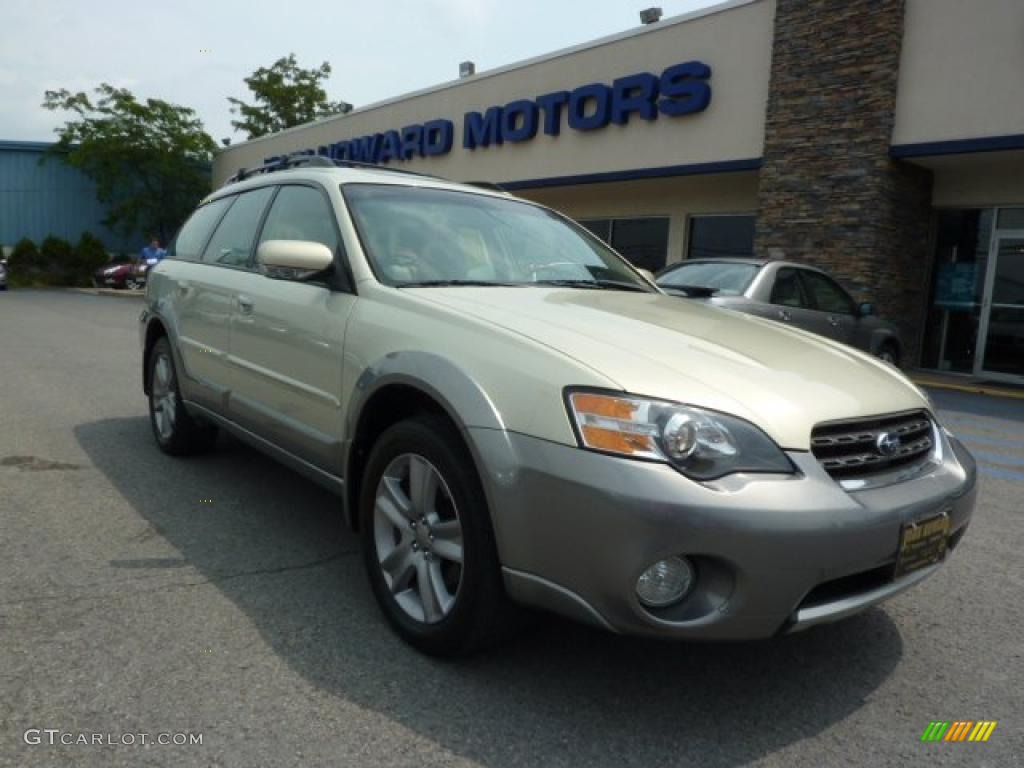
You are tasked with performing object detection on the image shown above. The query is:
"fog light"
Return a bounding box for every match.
[636,556,694,608]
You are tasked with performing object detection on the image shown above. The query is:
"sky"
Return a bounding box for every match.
[1,0,720,146]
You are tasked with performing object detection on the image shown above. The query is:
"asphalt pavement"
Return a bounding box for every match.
[1,290,1021,767]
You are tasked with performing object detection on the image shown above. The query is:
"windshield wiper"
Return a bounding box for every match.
[397,279,523,288]
[661,284,719,298]
[534,279,649,293]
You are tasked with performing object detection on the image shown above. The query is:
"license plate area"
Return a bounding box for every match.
[895,511,951,578]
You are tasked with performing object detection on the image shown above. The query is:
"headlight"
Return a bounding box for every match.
[565,389,794,480]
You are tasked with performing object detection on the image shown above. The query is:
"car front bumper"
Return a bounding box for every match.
[469,426,977,639]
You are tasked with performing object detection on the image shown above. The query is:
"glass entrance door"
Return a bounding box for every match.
[978,236,1024,378]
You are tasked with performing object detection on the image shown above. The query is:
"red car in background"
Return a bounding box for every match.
[93,258,149,289]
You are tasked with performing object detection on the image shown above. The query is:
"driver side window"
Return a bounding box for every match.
[258,186,339,253]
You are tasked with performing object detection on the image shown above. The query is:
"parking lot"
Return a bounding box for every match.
[1,290,1021,767]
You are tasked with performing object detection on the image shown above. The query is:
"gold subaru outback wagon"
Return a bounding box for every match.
[140,156,977,656]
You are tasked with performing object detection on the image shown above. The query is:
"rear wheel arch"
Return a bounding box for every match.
[142,318,169,395]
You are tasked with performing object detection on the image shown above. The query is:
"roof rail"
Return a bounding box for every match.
[224,152,437,186]
[464,181,509,194]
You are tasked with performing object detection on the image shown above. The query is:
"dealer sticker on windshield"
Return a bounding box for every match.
[896,511,951,577]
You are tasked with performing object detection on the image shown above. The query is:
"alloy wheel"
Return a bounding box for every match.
[151,352,177,441]
[373,453,464,624]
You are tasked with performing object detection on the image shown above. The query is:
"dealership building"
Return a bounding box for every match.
[213,0,1024,382]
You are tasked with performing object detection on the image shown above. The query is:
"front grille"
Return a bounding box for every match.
[810,410,934,481]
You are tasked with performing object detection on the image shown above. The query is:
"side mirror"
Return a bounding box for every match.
[257,240,333,280]
[637,268,656,283]
[858,302,875,317]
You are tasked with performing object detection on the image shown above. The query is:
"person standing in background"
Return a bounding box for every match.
[141,237,166,264]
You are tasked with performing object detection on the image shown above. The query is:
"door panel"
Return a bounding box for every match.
[165,194,237,410]
[227,274,355,472]
[173,261,235,410]
[226,184,356,474]
[764,266,820,330]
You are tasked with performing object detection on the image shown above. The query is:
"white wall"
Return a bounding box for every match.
[894,0,1024,145]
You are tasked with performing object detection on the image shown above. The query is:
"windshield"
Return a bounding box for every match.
[343,184,652,290]
[656,261,759,295]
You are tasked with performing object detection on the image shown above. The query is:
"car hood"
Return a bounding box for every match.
[409,287,929,450]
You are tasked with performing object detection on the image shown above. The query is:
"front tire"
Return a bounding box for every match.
[147,337,217,456]
[360,415,513,656]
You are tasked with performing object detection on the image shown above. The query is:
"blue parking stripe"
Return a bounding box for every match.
[957,433,1024,450]
[980,465,1024,481]
[971,450,1024,467]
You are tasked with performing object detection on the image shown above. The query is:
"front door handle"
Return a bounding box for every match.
[777,309,792,321]
[828,316,840,327]
[237,295,254,314]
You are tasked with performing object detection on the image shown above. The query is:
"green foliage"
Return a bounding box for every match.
[40,236,74,285]
[228,53,352,139]
[6,234,110,287]
[70,232,109,285]
[8,238,41,286]
[41,83,217,243]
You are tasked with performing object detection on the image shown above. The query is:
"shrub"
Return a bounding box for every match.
[70,232,109,286]
[8,238,41,285]
[39,236,74,285]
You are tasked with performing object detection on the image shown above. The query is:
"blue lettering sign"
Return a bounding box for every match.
[422,119,454,156]
[267,60,711,166]
[568,84,612,131]
[610,72,659,124]
[463,107,504,150]
[501,100,539,142]
[658,61,712,116]
[536,91,570,136]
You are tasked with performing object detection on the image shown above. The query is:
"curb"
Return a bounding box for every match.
[69,288,145,299]
[910,375,1024,401]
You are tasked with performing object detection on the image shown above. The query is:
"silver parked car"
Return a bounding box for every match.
[656,258,903,365]
[140,156,976,656]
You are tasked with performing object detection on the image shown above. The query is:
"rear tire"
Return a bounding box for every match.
[147,337,217,456]
[360,415,514,656]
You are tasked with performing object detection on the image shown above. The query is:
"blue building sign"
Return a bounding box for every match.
[266,60,711,166]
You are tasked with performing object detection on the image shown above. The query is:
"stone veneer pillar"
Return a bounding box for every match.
[754,0,933,364]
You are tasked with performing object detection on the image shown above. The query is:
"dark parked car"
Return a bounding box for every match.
[656,258,903,365]
[0,259,7,290]
[94,258,148,290]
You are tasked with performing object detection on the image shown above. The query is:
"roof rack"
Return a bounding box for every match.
[224,152,438,186]
[464,181,509,194]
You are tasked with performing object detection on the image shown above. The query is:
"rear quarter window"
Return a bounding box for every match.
[168,197,234,261]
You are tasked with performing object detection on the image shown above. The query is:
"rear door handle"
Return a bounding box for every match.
[777,309,792,321]
[237,295,254,314]
[176,281,191,295]
[828,316,840,327]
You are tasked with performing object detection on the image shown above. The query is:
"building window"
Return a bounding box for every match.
[578,217,669,272]
[687,215,755,260]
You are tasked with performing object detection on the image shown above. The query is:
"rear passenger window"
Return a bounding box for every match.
[258,186,338,252]
[201,187,276,267]
[771,268,808,308]
[170,197,233,261]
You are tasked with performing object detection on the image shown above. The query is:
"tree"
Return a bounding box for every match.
[228,54,352,139]
[42,84,217,243]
